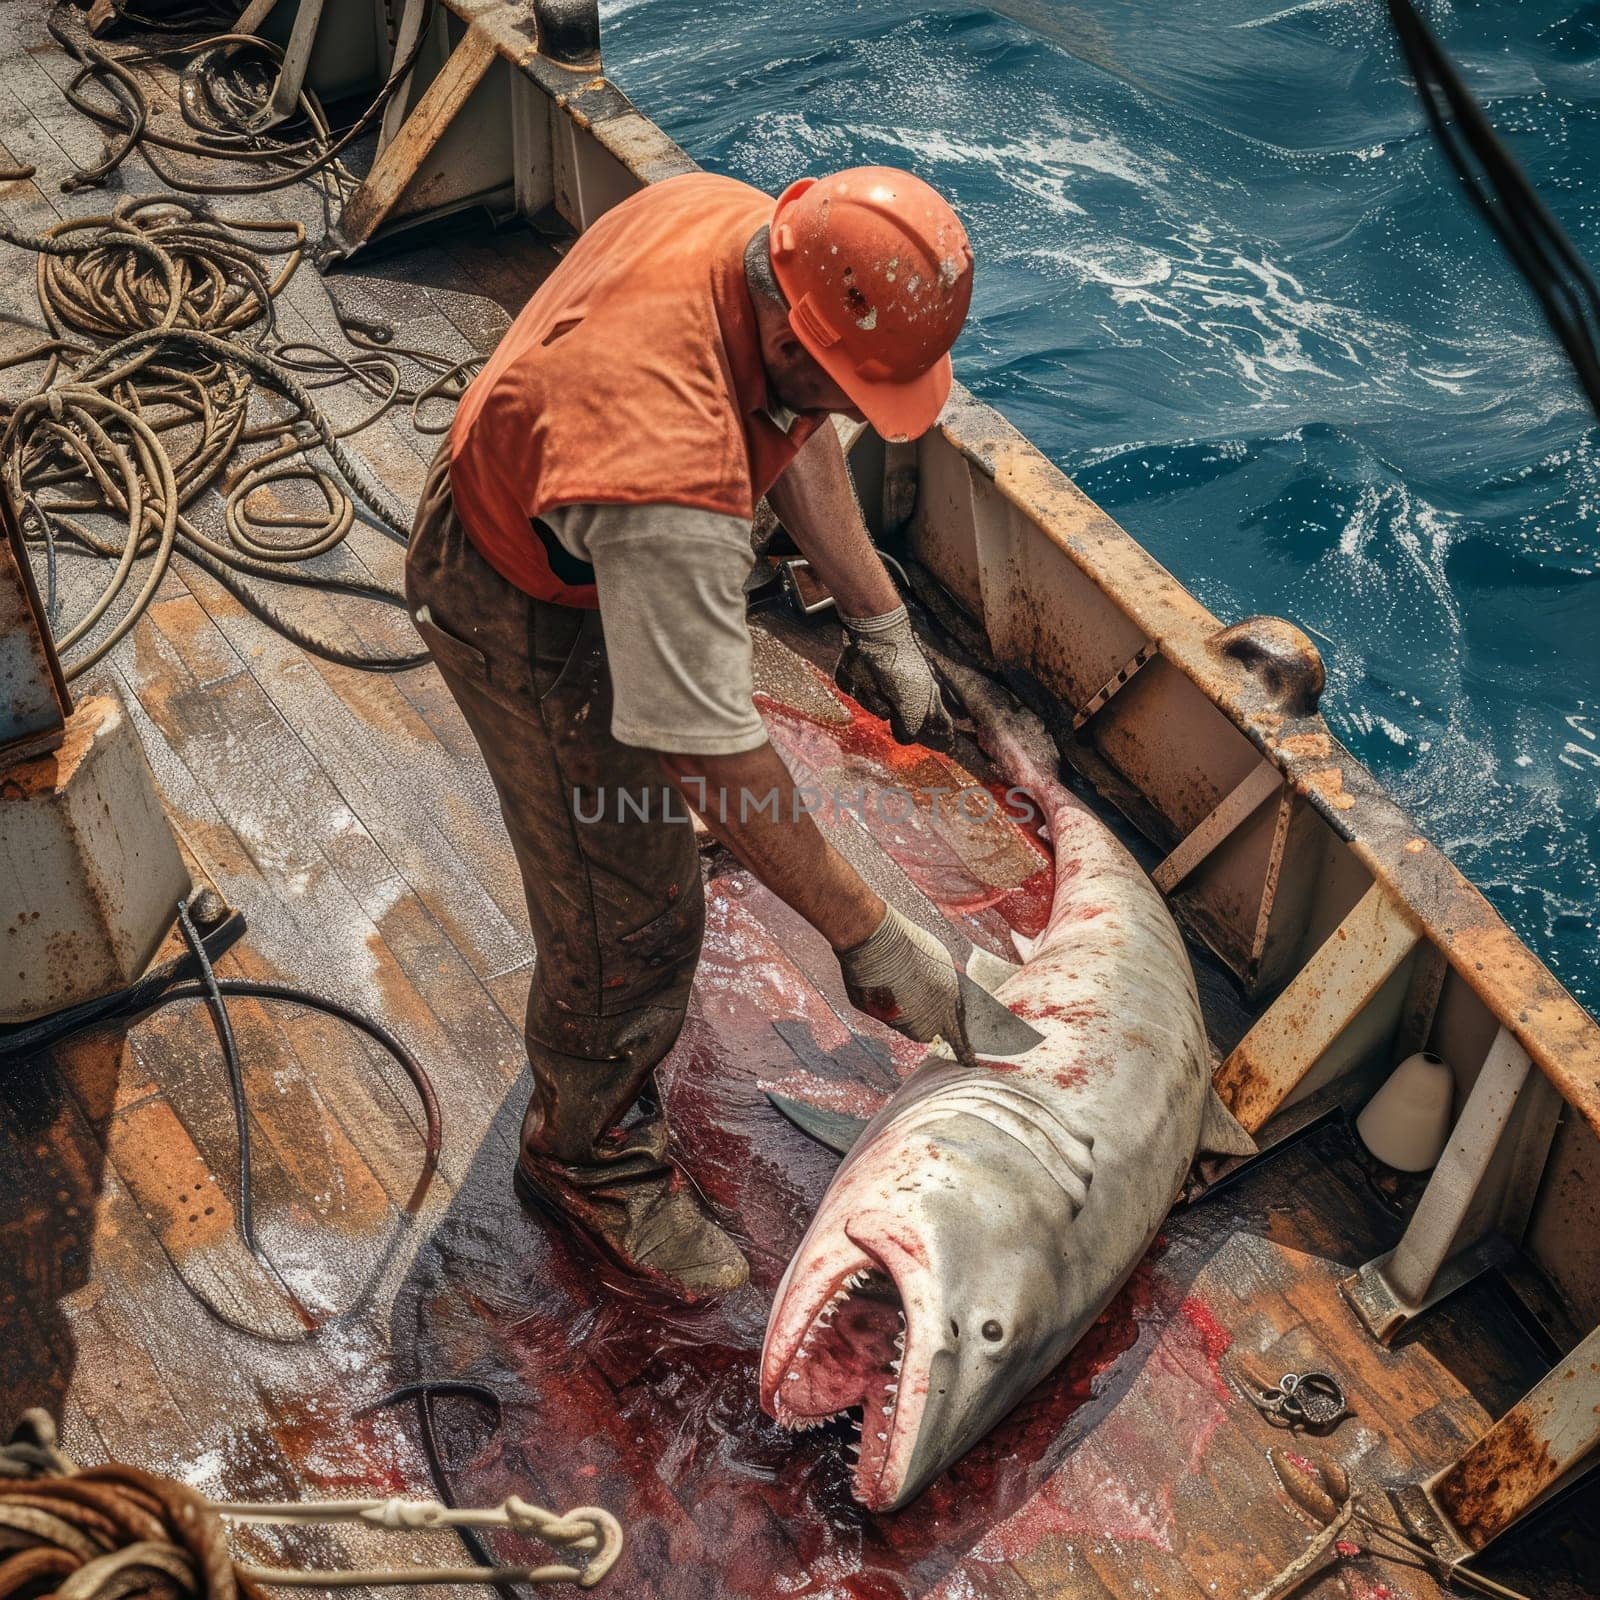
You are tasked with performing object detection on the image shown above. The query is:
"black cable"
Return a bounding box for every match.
[0,895,246,1059]
[176,893,259,1259]
[19,493,60,624]
[0,902,441,1218]
[1387,0,1600,417]
[366,1384,529,1600]
[122,974,442,1215]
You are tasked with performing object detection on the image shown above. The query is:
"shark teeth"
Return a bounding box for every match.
[773,1264,908,1469]
[773,1401,834,1434]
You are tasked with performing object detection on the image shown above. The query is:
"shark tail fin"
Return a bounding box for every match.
[1199,1086,1258,1158]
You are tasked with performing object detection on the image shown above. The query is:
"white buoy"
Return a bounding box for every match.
[1356,1051,1454,1172]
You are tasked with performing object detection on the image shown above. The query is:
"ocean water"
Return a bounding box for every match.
[601,0,1600,1016]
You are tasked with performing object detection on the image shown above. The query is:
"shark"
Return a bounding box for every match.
[759,656,1255,1511]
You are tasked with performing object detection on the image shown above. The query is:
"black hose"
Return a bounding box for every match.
[1,899,441,1223]
[187,975,440,1214]
[176,894,258,1259]
[1387,0,1600,417]
[0,891,238,1043]
[366,1384,530,1600]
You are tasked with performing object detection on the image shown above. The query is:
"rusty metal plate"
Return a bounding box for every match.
[0,481,70,763]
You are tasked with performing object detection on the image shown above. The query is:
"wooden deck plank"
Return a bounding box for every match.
[172,567,532,983]
[2,43,109,195]
[110,591,513,1200]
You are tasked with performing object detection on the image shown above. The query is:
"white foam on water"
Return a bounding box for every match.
[1332,481,1463,632]
[1234,0,1365,30]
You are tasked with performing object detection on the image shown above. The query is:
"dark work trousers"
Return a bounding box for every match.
[403,446,705,1205]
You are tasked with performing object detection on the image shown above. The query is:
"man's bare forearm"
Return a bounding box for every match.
[657,742,884,951]
[767,423,900,618]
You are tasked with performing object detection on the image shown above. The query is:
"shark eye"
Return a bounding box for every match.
[982,1319,1004,1342]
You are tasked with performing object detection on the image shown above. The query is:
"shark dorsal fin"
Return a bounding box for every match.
[964,946,1022,994]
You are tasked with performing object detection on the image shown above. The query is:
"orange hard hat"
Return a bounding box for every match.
[768,166,974,443]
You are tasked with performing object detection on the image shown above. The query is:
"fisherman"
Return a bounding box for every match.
[405,166,976,1301]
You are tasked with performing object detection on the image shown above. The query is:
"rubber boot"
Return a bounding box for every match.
[516,1007,749,1303]
[513,1145,750,1302]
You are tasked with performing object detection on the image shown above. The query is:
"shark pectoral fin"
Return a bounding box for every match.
[766,1092,871,1157]
[1199,1086,1258,1158]
[965,946,1023,994]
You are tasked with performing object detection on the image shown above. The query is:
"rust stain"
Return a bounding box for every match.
[1212,1044,1272,1130]
[1305,766,1356,812]
[1,494,70,752]
[1434,1405,1564,1549]
[1278,731,1333,761]
[52,1032,158,1125]
[0,694,109,799]
[1405,838,1427,854]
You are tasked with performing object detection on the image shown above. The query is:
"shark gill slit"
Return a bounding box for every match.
[883,1084,1095,1214]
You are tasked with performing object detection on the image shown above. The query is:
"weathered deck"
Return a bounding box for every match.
[2,10,1597,1597]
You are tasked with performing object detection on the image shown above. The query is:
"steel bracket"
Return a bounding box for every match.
[1391,1319,1600,1563]
[1214,881,1422,1133]
[1070,641,1156,733]
[1340,1025,1562,1343]
[1342,1234,1514,1345]
[271,0,695,263]
[1152,760,1282,895]
[231,0,398,124]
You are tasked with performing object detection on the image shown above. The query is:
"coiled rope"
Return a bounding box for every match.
[0,1412,624,1595]
[0,191,476,675]
[46,1,438,201]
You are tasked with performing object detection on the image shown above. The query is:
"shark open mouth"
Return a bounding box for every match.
[766,1259,911,1508]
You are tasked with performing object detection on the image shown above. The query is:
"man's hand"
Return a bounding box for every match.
[836,606,955,752]
[837,904,966,1048]
[768,428,953,752]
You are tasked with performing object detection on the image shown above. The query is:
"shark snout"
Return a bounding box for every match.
[764,1098,1088,1510]
[846,1210,1044,1512]
[759,1205,931,1510]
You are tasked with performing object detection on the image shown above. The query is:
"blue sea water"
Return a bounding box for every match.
[601,0,1600,1015]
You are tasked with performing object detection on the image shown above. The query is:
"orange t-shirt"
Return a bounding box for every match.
[448,172,822,607]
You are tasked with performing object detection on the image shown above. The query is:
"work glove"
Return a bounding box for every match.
[838,904,971,1056]
[836,605,956,752]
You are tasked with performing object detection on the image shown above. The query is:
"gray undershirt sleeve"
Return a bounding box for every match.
[540,501,767,756]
